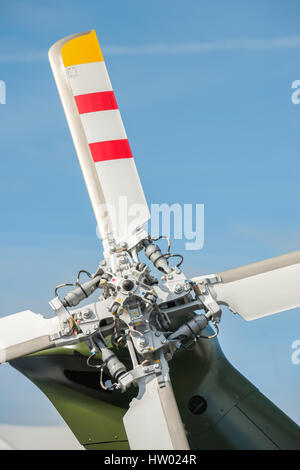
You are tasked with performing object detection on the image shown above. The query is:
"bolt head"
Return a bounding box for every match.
[175,284,183,294]
[82,308,93,319]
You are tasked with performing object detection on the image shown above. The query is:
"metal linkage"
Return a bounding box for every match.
[48,238,222,393]
[192,276,222,323]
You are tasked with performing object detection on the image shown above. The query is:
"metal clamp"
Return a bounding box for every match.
[49,296,74,338]
[192,277,222,322]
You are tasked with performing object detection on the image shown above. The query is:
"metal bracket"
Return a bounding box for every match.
[117,363,159,391]
[192,277,222,322]
[49,296,74,338]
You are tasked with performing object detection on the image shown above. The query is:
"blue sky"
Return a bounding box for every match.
[0,0,300,428]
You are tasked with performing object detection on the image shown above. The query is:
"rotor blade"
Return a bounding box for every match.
[193,250,300,321]
[0,311,59,363]
[48,30,150,251]
[123,376,189,450]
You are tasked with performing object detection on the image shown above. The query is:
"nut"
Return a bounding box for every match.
[82,308,93,319]
[174,284,183,294]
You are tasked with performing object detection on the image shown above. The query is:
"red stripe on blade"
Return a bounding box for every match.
[89,139,133,162]
[75,91,118,114]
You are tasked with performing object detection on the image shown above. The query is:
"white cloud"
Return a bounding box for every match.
[2,34,300,64]
[0,51,46,64]
[104,35,300,55]
[230,224,300,253]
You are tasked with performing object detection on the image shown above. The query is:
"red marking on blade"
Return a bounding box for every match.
[75,91,118,114]
[89,139,133,162]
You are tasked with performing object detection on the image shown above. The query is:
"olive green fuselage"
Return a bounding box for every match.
[12,325,300,450]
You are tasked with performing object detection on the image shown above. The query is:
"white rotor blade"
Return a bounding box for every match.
[0,425,83,450]
[193,250,300,321]
[49,30,150,251]
[123,376,189,450]
[0,311,59,363]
